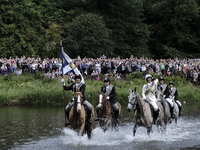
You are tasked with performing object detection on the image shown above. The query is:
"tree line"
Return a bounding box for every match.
[1,0,200,59]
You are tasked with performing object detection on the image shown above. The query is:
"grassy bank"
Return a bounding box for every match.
[0,72,199,106]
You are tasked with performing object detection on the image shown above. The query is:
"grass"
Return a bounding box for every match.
[0,72,199,106]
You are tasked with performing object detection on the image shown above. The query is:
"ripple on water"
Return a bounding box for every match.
[12,116,200,150]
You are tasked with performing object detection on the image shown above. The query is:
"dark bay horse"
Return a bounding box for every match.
[127,88,164,137]
[69,91,95,139]
[97,91,122,132]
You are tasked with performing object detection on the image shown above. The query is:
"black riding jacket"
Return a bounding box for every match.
[64,83,86,101]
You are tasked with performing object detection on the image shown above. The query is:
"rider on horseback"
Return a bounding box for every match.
[169,81,182,117]
[95,78,120,123]
[142,74,160,124]
[157,77,175,118]
[61,74,93,126]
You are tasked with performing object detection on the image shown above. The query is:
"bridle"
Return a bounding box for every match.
[128,93,145,109]
[98,94,111,117]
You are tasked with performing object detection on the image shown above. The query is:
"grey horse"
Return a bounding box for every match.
[127,88,153,137]
[127,88,164,137]
[156,90,179,128]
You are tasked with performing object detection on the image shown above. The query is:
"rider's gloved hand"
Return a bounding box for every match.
[106,96,110,100]
[61,78,65,86]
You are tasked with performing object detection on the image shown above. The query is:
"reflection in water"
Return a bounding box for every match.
[0,104,200,150]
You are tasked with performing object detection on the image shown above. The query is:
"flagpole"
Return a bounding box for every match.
[62,74,66,122]
[60,41,67,123]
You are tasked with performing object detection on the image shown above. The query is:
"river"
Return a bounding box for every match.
[0,103,200,150]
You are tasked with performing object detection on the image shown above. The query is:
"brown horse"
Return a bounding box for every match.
[68,91,95,139]
[127,88,164,137]
[97,91,122,132]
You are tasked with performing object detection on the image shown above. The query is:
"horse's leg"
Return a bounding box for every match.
[147,126,152,138]
[133,123,138,136]
[79,123,85,136]
[175,117,178,125]
[87,124,92,139]
[105,118,111,131]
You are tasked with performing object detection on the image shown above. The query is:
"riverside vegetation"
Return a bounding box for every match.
[0,72,200,106]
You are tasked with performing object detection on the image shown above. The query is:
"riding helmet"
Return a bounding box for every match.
[169,81,174,86]
[104,78,110,83]
[145,74,152,80]
[75,74,82,80]
[159,77,165,82]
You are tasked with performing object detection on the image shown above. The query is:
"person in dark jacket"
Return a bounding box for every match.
[61,74,92,126]
[169,81,182,117]
[95,78,119,123]
[157,77,174,118]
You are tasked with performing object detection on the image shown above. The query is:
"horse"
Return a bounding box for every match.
[97,91,122,132]
[156,90,171,130]
[68,91,95,139]
[127,88,164,137]
[171,97,179,124]
[156,90,179,126]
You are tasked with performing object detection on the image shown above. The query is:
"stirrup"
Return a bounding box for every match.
[94,117,99,121]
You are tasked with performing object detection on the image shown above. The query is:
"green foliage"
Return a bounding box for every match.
[143,0,200,58]
[1,0,200,58]
[65,13,115,58]
[1,74,200,106]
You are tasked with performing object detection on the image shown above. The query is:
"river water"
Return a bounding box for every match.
[0,103,200,150]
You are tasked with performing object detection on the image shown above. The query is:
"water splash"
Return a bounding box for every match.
[13,116,200,150]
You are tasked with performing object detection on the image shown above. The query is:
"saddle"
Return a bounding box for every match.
[68,102,89,120]
[148,103,154,117]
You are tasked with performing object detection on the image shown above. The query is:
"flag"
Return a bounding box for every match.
[61,45,84,83]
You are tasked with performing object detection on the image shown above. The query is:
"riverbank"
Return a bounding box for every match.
[0,72,199,106]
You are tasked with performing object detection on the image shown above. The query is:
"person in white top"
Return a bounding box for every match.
[142,74,160,124]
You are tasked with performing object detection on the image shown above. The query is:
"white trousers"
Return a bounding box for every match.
[149,101,158,111]
[165,98,174,107]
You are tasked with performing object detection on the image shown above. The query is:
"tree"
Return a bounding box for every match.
[86,0,150,58]
[64,13,115,58]
[143,0,200,58]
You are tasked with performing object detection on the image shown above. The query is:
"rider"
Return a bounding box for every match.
[142,74,160,124]
[61,74,92,126]
[169,81,182,116]
[157,77,174,118]
[95,78,120,123]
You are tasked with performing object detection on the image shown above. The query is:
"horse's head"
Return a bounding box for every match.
[156,90,164,102]
[97,91,106,108]
[127,87,138,112]
[73,91,83,113]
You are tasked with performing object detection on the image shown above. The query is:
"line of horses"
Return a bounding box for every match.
[67,88,180,139]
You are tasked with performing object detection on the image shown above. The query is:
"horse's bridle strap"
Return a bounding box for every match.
[128,102,135,106]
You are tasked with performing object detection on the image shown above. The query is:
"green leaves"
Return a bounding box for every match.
[65,13,115,58]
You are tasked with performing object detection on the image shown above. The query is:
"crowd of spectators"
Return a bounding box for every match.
[0,55,200,83]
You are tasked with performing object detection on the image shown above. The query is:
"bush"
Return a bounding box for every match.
[0,74,200,106]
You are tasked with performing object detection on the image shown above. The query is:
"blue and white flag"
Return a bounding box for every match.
[61,45,84,83]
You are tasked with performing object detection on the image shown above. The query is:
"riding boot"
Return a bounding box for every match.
[179,106,182,117]
[86,110,92,124]
[65,109,70,127]
[170,106,175,119]
[94,109,99,121]
[154,109,160,124]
